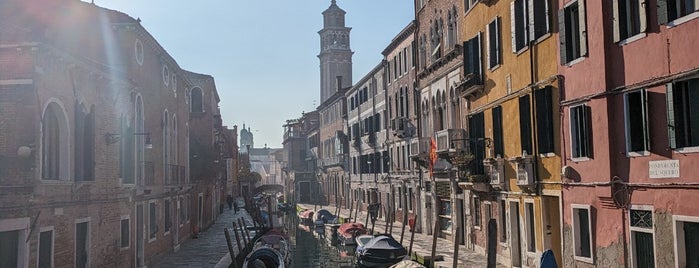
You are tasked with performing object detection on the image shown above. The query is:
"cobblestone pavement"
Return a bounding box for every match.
[151,200,253,268]
[298,203,508,268]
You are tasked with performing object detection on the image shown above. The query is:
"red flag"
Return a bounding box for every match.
[429,137,437,178]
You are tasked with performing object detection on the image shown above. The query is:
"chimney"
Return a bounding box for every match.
[336,76,343,91]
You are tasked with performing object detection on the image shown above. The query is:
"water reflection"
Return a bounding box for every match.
[282,213,358,268]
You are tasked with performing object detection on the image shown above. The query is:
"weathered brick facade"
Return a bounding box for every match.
[0,1,227,267]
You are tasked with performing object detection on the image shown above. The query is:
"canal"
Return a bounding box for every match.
[277,211,359,268]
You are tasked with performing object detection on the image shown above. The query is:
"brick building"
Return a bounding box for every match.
[0,1,227,267]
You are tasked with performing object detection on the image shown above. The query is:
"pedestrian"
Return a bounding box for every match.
[234,200,239,214]
[226,195,233,210]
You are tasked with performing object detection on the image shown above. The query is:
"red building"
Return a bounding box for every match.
[558,0,699,266]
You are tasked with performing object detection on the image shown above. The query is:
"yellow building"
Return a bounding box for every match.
[455,0,562,266]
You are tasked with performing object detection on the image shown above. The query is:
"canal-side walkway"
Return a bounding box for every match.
[150,199,253,268]
[298,203,508,268]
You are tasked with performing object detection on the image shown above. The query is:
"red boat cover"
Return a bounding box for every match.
[338,222,366,236]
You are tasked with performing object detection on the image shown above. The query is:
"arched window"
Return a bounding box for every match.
[163,110,170,185]
[42,102,70,180]
[119,114,134,183]
[135,95,144,185]
[74,102,95,181]
[190,87,203,113]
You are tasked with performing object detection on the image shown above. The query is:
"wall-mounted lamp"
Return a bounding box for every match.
[104,132,153,149]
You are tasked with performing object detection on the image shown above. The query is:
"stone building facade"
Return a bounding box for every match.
[0,1,228,267]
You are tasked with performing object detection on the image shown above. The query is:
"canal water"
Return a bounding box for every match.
[277,212,359,268]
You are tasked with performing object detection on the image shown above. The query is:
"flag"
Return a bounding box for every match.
[429,137,437,178]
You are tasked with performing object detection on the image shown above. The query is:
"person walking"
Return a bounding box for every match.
[233,200,239,214]
[226,195,233,210]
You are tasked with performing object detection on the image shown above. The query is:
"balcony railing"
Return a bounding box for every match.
[320,155,345,168]
[144,161,155,186]
[165,164,186,185]
[435,129,467,152]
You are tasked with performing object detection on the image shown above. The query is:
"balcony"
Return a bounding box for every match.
[484,157,506,190]
[409,137,430,158]
[509,152,535,190]
[144,161,155,186]
[165,164,186,185]
[320,155,345,169]
[391,117,414,138]
[435,129,467,153]
[458,173,492,193]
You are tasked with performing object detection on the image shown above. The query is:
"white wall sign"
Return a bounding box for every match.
[649,160,680,178]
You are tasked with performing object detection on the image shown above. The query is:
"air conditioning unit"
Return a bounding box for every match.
[484,157,506,190]
[435,129,467,152]
[510,152,535,190]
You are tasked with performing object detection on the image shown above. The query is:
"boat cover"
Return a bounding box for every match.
[389,260,427,268]
[363,235,403,250]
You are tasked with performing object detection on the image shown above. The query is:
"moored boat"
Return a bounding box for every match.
[242,230,290,268]
[355,234,407,268]
[337,222,366,246]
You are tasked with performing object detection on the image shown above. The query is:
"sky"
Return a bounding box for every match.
[87,0,414,148]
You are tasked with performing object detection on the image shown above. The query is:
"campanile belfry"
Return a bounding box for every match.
[318,0,353,103]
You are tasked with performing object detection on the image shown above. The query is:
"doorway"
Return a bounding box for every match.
[198,194,204,230]
[136,204,144,267]
[510,201,522,267]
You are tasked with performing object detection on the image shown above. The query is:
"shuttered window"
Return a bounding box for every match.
[535,86,555,154]
[511,0,550,53]
[511,0,528,52]
[613,0,647,42]
[570,104,592,158]
[469,112,486,175]
[667,79,699,149]
[487,17,501,69]
[519,95,533,155]
[492,106,505,157]
[657,0,699,24]
[559,0,588,64]
[463,33,483,82]
[625,89,649,153]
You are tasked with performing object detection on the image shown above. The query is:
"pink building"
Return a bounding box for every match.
[559,0,699,267]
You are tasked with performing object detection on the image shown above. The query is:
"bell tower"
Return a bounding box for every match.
[318,0,353,103]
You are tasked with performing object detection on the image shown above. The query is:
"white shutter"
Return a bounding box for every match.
[578,0,588,57]
[487,20,492,69]
[666,83,676,149]
[511,1,517,53]
[639,0,648,33]
[612,0,621,42]
[528,0,535,42]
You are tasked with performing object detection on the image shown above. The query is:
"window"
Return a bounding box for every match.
[630,208,655,268]
[536,86,555,154]
[572,205,593,261]
[613,0,647,42]
[510,0,552,52]
[570,104,592,159]
[658,0,699,24]
[42,102,69,180]
[487,17,501,69]
[519,95,533,155]
[135,39,144,65]
[492,106,504,157]
[38,228,53,268]
[407,187,414,211]
[559,0,588,64]
[674,216,699,268]
[499,200,507,242]
[119,116,135,183]
[190,87,203,113]
[74,103,95,182]
[120,218,129,249]
[463,33,482,82]
[149,202,158,241]
[469,112,486,174]
[474,197,482,228]
[75,220,90,268]
[525,202,536,252]
[439,200,452,233]
[164,199,172,234]
[162,65,169,86]
[625,89,649,153]
[667,79,699,149]
[465,0,479,12]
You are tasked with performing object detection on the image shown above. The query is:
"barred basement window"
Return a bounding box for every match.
[573,205,593,261]
[630,208,655,268]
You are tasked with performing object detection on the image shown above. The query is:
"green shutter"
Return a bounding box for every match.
[558,8,567,64]
[666,83,676,149]
[658,0,669,25]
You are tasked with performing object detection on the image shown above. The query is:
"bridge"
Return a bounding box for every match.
[254,184,284,194]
